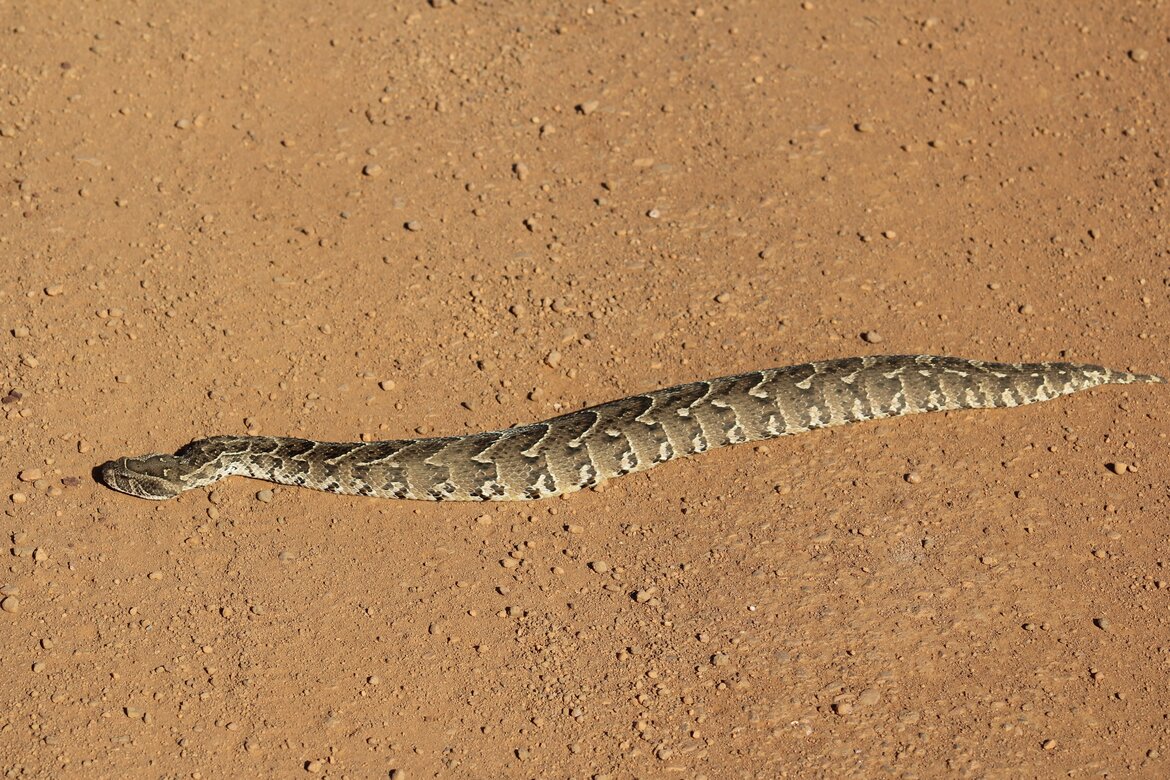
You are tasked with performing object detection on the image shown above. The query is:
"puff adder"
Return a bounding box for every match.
[99,355,1164,501]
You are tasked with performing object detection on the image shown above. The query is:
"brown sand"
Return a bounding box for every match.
[2,2,1168,777]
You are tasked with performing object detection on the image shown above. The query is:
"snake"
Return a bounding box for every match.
[98,355,1163,501]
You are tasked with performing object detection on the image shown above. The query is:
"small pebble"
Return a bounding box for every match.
[389,770,406,780]
[1042,739,1057,750]
[861,330,883,344]
[513,162,529,180]
[589,560,610,573]
[255,489,274,503]
[854,121,875,133]
[1093,617,1110,630]
[18,469,43,482]
[1128,48,1149,63]
[577,100,599,115]
[714,292,730,304]
[379,379,396,391]
[361,163,383,177]
[1107,462,1128,475]
[404,221,422,231]
[832,701,853,715]
[44,285,64,297]
[711,652,730,666]
[1,596,20,614]
[905,472,922,484]
[1018,303,1034,315]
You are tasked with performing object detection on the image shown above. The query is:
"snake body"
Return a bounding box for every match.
[99,355,1163,501]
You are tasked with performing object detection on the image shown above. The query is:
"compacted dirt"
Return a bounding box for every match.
[2,2,1168,777]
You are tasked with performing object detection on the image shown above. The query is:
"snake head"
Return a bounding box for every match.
[99,455,188,500]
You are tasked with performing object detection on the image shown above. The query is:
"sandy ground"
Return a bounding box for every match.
[2,1,1168,777]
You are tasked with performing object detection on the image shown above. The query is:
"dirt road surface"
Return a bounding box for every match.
[2,2,1167,777]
